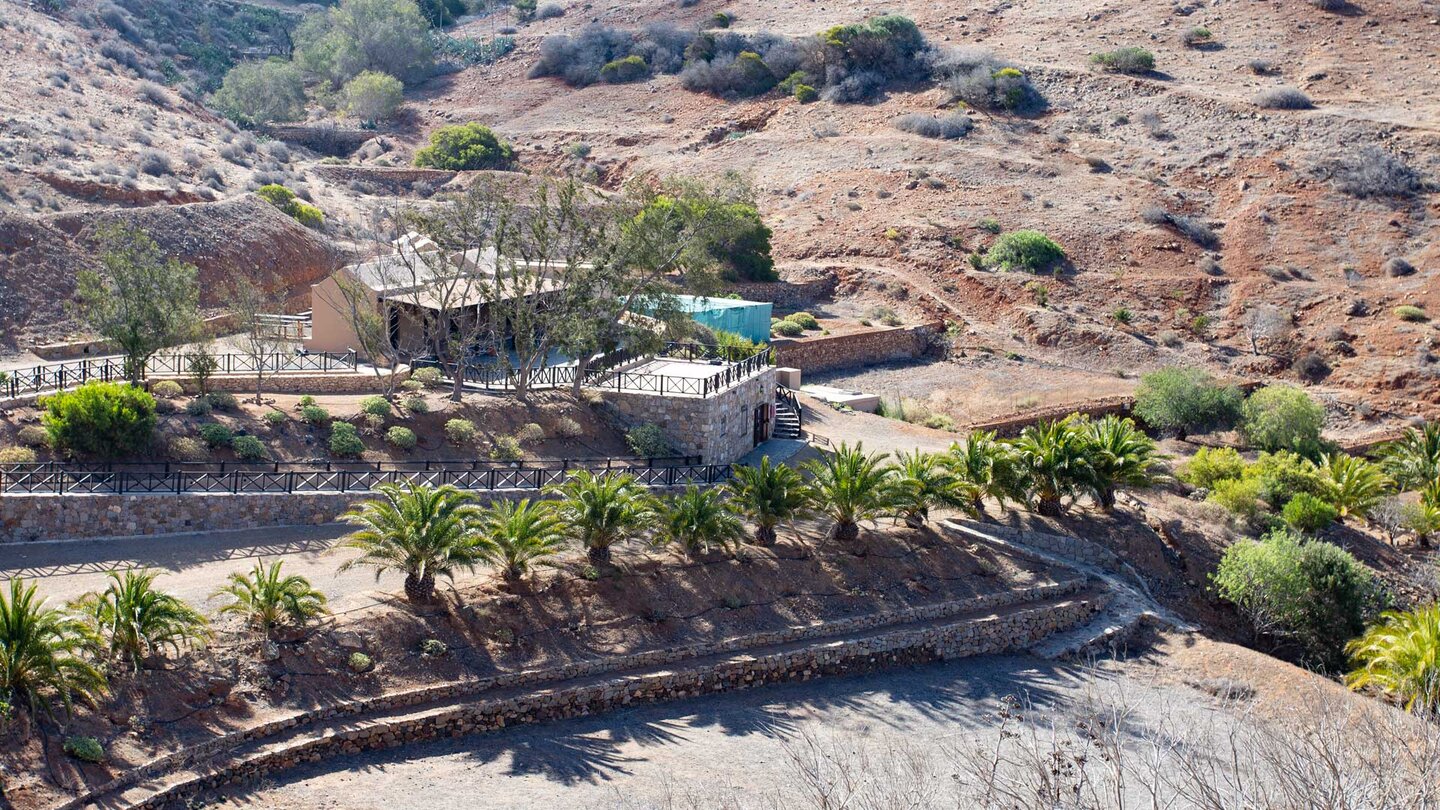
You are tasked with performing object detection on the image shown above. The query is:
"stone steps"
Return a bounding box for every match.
[90,582,1107,809]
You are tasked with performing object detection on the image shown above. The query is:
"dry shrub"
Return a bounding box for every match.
[1254,87,1313,110]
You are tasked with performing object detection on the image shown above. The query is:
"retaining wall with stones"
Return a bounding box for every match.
[111,583,1102,809]
[771,322,941,374]
[601,368,776,464]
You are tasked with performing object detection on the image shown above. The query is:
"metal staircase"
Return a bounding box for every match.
[774,387,803,440]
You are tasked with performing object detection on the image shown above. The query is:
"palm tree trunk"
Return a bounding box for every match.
[1098,488,1117,512]
[1037,496,1064,517]
[754,524,777,547]
[588,544,611,568]
[403,571,434,603]
[832,520,859,543]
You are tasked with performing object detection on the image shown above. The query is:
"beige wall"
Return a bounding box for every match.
[305,274,373,356]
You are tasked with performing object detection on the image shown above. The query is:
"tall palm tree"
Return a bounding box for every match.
[1323,453,1392,521]
[726,456,809,546]
[1009,420,1095,517]
[474,499,566,584]
[213,561,328,638]
[1382,421,1440,490]
[661,485,745,558]
[946,430,1022,515]
[1347,605,1440,713]
[802,442,899,542]
[1079,415,1162,512]
[74,569,209,671]
[0,579,106,722]
[547,470,657,568]
[338,482,488,603]
[890,450,978,528]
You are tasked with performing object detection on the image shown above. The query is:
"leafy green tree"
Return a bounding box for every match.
[295,0,435,86]
[474,499,565,584]
[983,230,1065,273]
[1132,367,1242,439]
[946,430,1022,515]
[212,58,306,125]
[661,485,745,558]
[547,471,657,567]
[1322,453,1391,521]
[73,570,209,671]
[1078,415,1162,511]
[1348,605,1440,713]
[1008,420,1094,516]
[726,456,809,546]
[41,382,157,459]
[803,443,899,542]
[213,561,329,638]
[626,177,775,282]
[73,224,200,384]
[1213,529,1383,671]
[1281,492,1338,533]
[1381,421,1440,490]
[889,450,977,527]
[343,69,405,125]
[413,122,515,169]
[0,579,106,722]
[338,483,486,602]
[1240,385,1326,457]
[256,184,325,228]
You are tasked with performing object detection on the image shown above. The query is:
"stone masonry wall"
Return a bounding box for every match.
[1,492,375,543]
[601,368,776,464]
[123,587,1103,808]
[771,322,941,374]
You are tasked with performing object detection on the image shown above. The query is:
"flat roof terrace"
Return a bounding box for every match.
[587,349,773,398]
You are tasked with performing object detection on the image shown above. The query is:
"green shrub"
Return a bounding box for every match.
[411,367,443,387]
[418,638,447,656]
[329,422,365,457]
[793,83,818,103]
[785,312,820,330]
[300,405,331,425]
[359,395,391,418]
[1179,446,1246,489]
[1213,529,1382,670]
[41,382,157,458]
[63,736,105,763]
[1240,385,1326,456]
[205,391,239,412]
[1090,47,1155,74]
[231,435,268,460]
[1395,305,1429,322]
[489,435,523,461]
[152,380,184,399]
[599,54,648,83]
[167,436,209,462]
[554,416,583,438]
[772,320,805,337]
[403,395,429,414]
[413,123,515,170]
[1208,476,1265,519]
[198,423,234,448]
[0,446,36,463]
[1245,451,1335,510]
[444,418,477,445]
[385,426,417,449]
[983,230,1065,273]
[212,59,306,126]
[515,423,545,445]
[709,10,732,27]
[263,410,287,426]
[256,184,325,229]
[298,395,318,407]
[401,379,425,393]
[1282,492,1338,533]
[1182,26,1213,47]
[294,0,434,86]
[1133,367,1242,438]
[626,423,672,457]
[1111,307,1133,325]
[17,425,51,448]
[342,69,404,124]
[347,652,373,673]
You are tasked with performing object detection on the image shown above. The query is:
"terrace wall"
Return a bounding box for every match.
[771,322,941,374]
[601,368,776,465]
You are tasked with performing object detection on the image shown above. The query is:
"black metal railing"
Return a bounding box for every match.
[777,385,803,428]
[2,350,359,400]
[0,457,728,496]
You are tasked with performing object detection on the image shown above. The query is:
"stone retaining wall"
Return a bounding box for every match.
[772,322,941,374]
[731,266,837,310]
[124,588,1102,809]
[65,578,1092,810]
[600,368,776,464]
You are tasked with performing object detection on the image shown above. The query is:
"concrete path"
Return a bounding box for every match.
[0,524,386,616]
[799,393,958,456]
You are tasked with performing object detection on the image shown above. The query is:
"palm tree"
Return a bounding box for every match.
[946,430,1022,515]
[726,456,809,546]
[1323,453,1391,521]
[338,482,487,603]
[661,485,746,558]
[74,569,209,671]
[802,442,899,542]
[1346,605,1440,713]
[547,471,657,568]
[1382,421,1440,490]
[1079,416,1162,512]
[890,450,978,528]
[0,579,106,722]
[474,499,566,584]
[213,561,328,638]
[1009,420,1094,517]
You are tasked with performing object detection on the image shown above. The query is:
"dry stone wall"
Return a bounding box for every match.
[1,492,372,543]
[600,369,776,464]
[772,322,940,374]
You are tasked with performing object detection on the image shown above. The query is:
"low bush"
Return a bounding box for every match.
[1182,27,1213,47]
[1383,258,1415,277]
[983,230,1065,273]
[1282,492,1338,533]
[359,395,391,418]
[1323,148,1425,200]
[185,398,213,417]
[300,404,330,425]
[793,83,818,102]
[17,425,50,448]
[63,736,105,763]
[1208,476,1265,519]
[489,435,523,461]
[411,366,444,387]
[1240,386,1326,456]
[385,426,417,449]
[1180,447,1246,489]
[1254,87,1312,110]
[298,395,317,407]
[329,422,365,457]
[772,320,805,337]
[403,395,429,414]
[419,638,448,656]
[167,436,208,462]
[785,312,820,330]
[444,418,477,445]
[530,24,690,88]
[935,52,1044,113]
[599,54,649,83]
[347,652,373,673]
[413,123,515,170]
[41,382,156,459]
[893,112,973,140]
[232,435,268,460]
[554,416,584,438]
[1395,306,1428,323]
[626,423,672,457]
[263,410,287,426]
[1246,451,1335,511]
[152,380,184,398]
[1294,351,1331,382]
[0,446,36,463]
[515,423,546,444]
[1090,47,1154,74]
[206,391,239,412]
[256,184,324,229]
[198,423,234,448]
